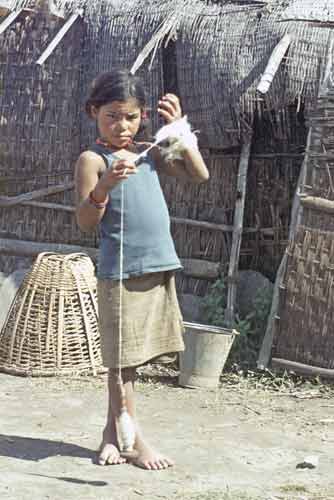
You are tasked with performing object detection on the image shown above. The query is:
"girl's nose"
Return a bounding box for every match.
[116,118,128,131]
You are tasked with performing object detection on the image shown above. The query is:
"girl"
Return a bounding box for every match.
[74,70,209,470]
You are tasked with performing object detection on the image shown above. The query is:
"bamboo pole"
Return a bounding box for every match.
[224,129,253,328]
[299,195,334,214]
[0,238,220,280]
[0,183,74,207]
[2,198,277,236]
[272,358,334,380]
[182,258,220,280]
[257,34,292,95]
[21,201,75,212]
[0,238,98,260]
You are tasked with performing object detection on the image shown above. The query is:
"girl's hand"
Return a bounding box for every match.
[97,159,137,193]
[158,93,182,123]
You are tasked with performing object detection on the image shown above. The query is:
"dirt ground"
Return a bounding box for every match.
[0,367,333,500]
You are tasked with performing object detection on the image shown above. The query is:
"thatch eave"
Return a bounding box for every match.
[281,0,334,23]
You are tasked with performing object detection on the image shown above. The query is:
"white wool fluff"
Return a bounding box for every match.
[134,116,198,164]
[118,409,136,451]
[158,116,199,161]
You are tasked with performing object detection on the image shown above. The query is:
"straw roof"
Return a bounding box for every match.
[281,1,334,22]
[76,0,333,147]
[1,3,333,146]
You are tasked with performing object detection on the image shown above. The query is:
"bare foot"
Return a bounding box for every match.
[129,438,174,470]
[97,426,127,466]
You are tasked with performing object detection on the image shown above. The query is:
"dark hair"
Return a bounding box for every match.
[85,70,147,116]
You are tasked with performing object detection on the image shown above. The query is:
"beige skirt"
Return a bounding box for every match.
[97,271,185,368]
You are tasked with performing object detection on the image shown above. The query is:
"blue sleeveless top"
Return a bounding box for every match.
[90,143,182,280]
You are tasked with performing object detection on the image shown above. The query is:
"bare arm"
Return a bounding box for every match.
[153,146,209,184]
[74,151,137,232]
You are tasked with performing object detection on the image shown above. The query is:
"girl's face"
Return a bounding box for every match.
[91,98,142,149]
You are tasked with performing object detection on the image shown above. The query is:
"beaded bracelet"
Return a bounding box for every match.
[88,190,109,209]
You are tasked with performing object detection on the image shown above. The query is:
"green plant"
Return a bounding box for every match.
[201,276,273,370]
[201,278,227,327]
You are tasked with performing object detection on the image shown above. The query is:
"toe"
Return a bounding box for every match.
[106,452,126,465]
[98,444,125,466]
[98,454,107,466]
[106,455,117,465]
[98,445,110,465]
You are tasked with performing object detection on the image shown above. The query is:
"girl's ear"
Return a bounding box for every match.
[90,105,99,119]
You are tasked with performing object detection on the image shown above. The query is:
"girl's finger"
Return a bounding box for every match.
[123,160,136,168]
[157,108,173,123]
[161,94,182,113]
[163,93,180,105]
[158,107,180,123]
[116,166,137,176]
[114,161,136,172]
[159,97,178,114]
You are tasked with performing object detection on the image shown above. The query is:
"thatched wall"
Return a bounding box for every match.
[0,5,87,273]
[274,226,334,370]
[0,0,332,292]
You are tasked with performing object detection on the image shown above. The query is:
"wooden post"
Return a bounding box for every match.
[257,34,292,95]
[224,129,253,328]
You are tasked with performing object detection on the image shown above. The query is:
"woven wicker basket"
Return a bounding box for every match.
[0,252,105,376]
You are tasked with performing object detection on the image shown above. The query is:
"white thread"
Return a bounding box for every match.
[117,181,136,452]
[116,117,197,449]
[119,181,124,379]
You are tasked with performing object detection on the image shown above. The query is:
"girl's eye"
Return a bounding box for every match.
[106,113,138,120]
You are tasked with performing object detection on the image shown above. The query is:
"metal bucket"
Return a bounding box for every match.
[179,321,238,389]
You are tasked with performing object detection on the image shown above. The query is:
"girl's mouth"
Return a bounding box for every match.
[118,136,133,144]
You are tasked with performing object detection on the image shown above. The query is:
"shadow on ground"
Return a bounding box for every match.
[26,473,108,487]
[0,434,95,462]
